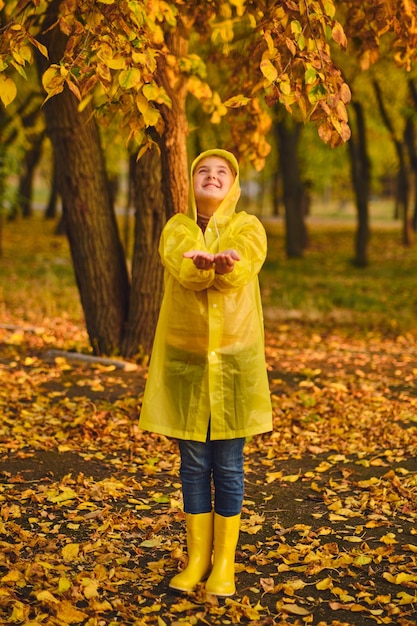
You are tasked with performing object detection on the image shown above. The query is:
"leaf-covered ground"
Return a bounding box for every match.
[1,322,417,626]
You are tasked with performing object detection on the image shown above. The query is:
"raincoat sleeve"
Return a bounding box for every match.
[159,213,216,291]
[214,213,267,292]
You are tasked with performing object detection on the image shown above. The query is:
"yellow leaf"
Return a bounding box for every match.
[328,382,348,393]
[119,67,142,90]
[55,600,88,623]
[260,58,278,83]
[41,66,65,102]
[395,572,417,584]
[266,471,283,483]
[36,590,59,604]
[241,524,262,534]
[353,554,372,566]
[332,22,347,48]
[383,572,396,584]
[42,65,62,91]
[136,93,160,126]
[170,598,199,612]
[142,82,171,106]
[5,330,23,345]
[1,570,24,583]
[279,77,291,95]
[331,586,355,602]
[403,543,417,552]
[66,78,81,101]
[282,604,311,616]
[322,0,336,18]
[140,537,162,548]
[32,38,49,59]
[82,579,99,599]
[9,602,27,623]
[282,474,300,482]
[224,95,251,108]
[397,591,417,604]
[317,527,333,535]
[62,543,80,562]
[315,461,331,472]
[48,488,78,503]
[13,44,32,65]
[284,578,305,592]
[316,577,333,590]
[58,576,72,594]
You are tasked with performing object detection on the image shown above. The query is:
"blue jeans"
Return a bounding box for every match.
[178,437,245,517]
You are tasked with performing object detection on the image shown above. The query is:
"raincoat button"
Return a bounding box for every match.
[212,303,217,308]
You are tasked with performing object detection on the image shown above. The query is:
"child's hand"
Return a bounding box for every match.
[183,250,215,270]
[213,249,240,274]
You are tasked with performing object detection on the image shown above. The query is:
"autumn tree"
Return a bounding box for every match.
[335,0,417,263]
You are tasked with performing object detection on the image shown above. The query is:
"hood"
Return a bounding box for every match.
[187,149,241,221]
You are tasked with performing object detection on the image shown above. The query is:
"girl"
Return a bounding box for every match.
[139,149,272,596]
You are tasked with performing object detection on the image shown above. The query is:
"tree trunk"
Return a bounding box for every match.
[119,29,190,359]
[373,80,411,246]
[37,1,129,355]
[121,146,165,358]
[348,101,370,267]
[156,31,189,217]
[19,135,44,218]
[406,79,417,231]
[274,114,308,258]
[36,4,191,358]
[45,165,59,220]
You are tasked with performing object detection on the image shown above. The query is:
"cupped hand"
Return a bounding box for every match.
[213,249,240,274]
[183,250,215,270]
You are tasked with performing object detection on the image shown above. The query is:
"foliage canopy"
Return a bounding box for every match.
[0,0,357,169]
[2,1,417,166]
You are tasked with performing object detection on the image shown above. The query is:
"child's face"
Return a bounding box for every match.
[193,156,235,213]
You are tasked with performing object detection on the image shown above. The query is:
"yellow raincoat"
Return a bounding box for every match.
[139,149,272,442]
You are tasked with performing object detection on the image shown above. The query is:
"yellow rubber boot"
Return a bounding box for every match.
[169,511,213,592]
[205,512,240,597]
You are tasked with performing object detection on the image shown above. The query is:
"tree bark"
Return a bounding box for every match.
[373,80,411,246]
[274,114,308,258]
[34,4,191,358]
[406,79,417,231]
[348,101,370,267]
[18,135,44,218]
[119,29,190,359]
[156,30,189,217]
[403,116,417,234]
[121,146,165,358]
[37,1,129,355]
[45,165,59,220]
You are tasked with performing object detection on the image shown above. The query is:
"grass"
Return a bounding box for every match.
[1,213,416,346]
[0,215,82,326]
[261,220,417,338]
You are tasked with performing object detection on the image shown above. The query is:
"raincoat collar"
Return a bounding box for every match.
[188,149,241,221]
